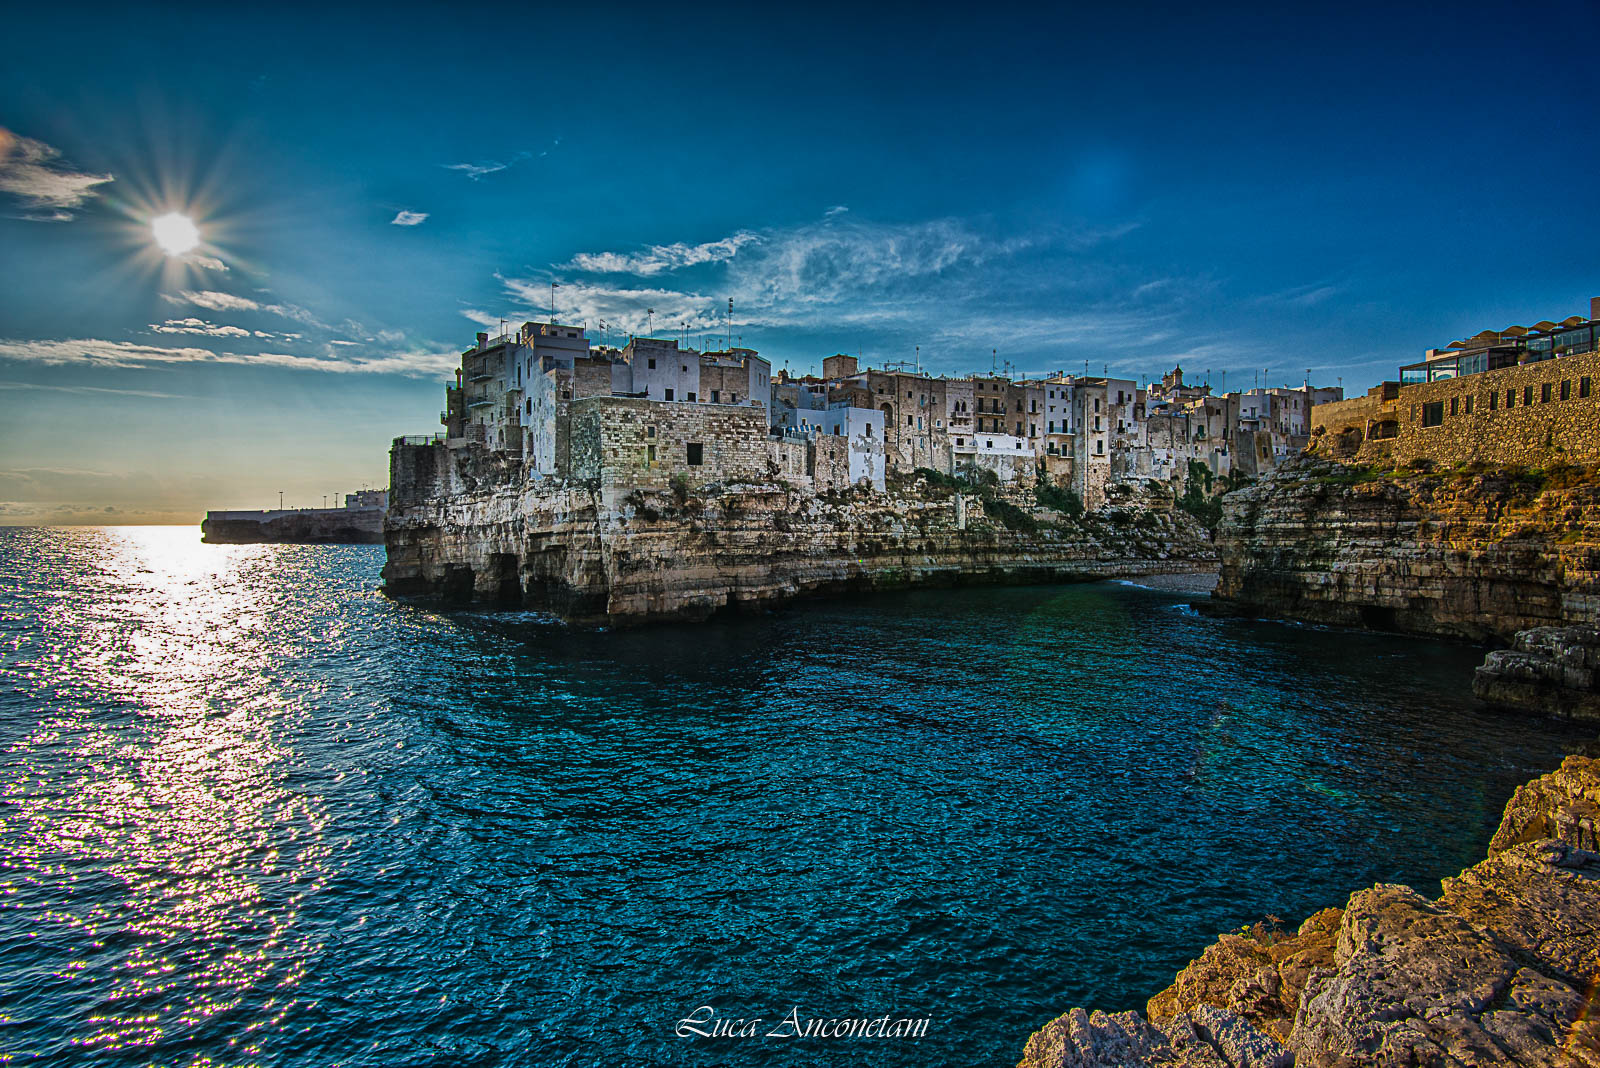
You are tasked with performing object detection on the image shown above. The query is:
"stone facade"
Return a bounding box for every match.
[568,397,771,488]
[1310,351,1600,469]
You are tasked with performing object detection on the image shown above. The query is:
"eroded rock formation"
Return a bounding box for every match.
[382,448,1217,625]
[1475,627,1600,724]
[1211,458,1600,643]
[1019,756,1600,1068]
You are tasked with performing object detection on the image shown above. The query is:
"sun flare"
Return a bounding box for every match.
[151,212,200,256]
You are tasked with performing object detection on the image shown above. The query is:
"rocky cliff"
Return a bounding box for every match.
[1212,458,1600,643]
[1019,755,1600,1068]
[382,444,1216,626]
[1475,627,1600,724]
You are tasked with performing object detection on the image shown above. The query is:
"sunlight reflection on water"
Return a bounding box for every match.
[0,527,1588,1068]
[2,528,328,1059]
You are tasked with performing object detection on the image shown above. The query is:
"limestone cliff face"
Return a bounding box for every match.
[1212,458,1600,643]
[1018,756,1600,1068]
[381,447,1216,626]
[1475,627,1600,724]
[383,478,1217,625]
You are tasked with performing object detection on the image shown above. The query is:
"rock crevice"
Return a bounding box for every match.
[1020,756,1600,1068]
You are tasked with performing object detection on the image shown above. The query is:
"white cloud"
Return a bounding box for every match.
[150,318,253,338]
[0,337,461,377]
[0,380,190,399]
[391,210,428,226]
[187,254,228,271]
[564,231,761,276]
[0,127,113,219]
[168,290,261,312]
[164,290,326,328]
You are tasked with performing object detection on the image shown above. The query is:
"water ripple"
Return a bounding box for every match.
[0,526,1588,1066]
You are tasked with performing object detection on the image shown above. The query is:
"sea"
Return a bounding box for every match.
[0,526,1589,1066]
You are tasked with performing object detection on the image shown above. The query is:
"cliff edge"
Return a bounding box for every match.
[382,463,1217,626]
[1019,755,1600,1068]
[1212,458,1600,643]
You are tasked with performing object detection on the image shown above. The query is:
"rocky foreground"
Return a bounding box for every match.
[1019,756,1600,1068]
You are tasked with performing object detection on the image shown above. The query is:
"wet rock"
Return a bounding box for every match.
[1474,627,1600,723]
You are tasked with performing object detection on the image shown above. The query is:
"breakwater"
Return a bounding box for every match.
[201,506,385,544]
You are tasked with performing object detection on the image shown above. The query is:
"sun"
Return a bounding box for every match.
[151,212,201,256]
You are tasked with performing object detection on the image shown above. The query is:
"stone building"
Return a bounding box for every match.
[1309,300,1600,468]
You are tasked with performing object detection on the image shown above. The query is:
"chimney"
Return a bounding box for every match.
[476,331,488,350]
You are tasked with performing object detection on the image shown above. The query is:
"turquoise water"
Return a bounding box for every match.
[0,527,1587,1066]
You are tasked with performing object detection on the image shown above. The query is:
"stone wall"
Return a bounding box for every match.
[1311,351,1600,468]
[568,397,771,488]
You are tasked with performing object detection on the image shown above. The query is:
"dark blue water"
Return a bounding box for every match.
[0,527,1588,1066]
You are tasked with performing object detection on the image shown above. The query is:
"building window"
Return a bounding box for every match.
[686,442,704,466]
[1506,389,1515,408]
[647,426,656,438]
[648,358,656,369]
[687,392,697,402]
[1421,401,1444,427]
[1450,397,1458,416]
[1488,390,1498,410]
[1464,394,1473,414]
[1541,383,1552,403]
[1561,380,1572,401]
[665,388,675,401]
[1582,377,1593,398]
[526,399,532,414]
[1524,386,1534,405]
[647,444,656,464]
[1096,439,1104,454]
[712,390,720,403]
[956,438,964,446]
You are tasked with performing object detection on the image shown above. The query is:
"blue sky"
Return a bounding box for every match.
[2,1,1597,522]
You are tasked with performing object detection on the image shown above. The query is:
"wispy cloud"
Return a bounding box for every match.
[163,290,326,328]
[150,317,253,338]
[443,151,530,181]
[563,232,761,276]
[391,210,428,226]
[0,337,461,377]
[491,212,1204,371]
[0,380,191,399]
[1254,282,1342,308]
[0,127,114,220]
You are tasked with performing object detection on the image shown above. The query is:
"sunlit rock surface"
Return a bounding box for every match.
[382,471,1217,626]
[1019,756,1600,1068]
[1211,458,1600,643]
